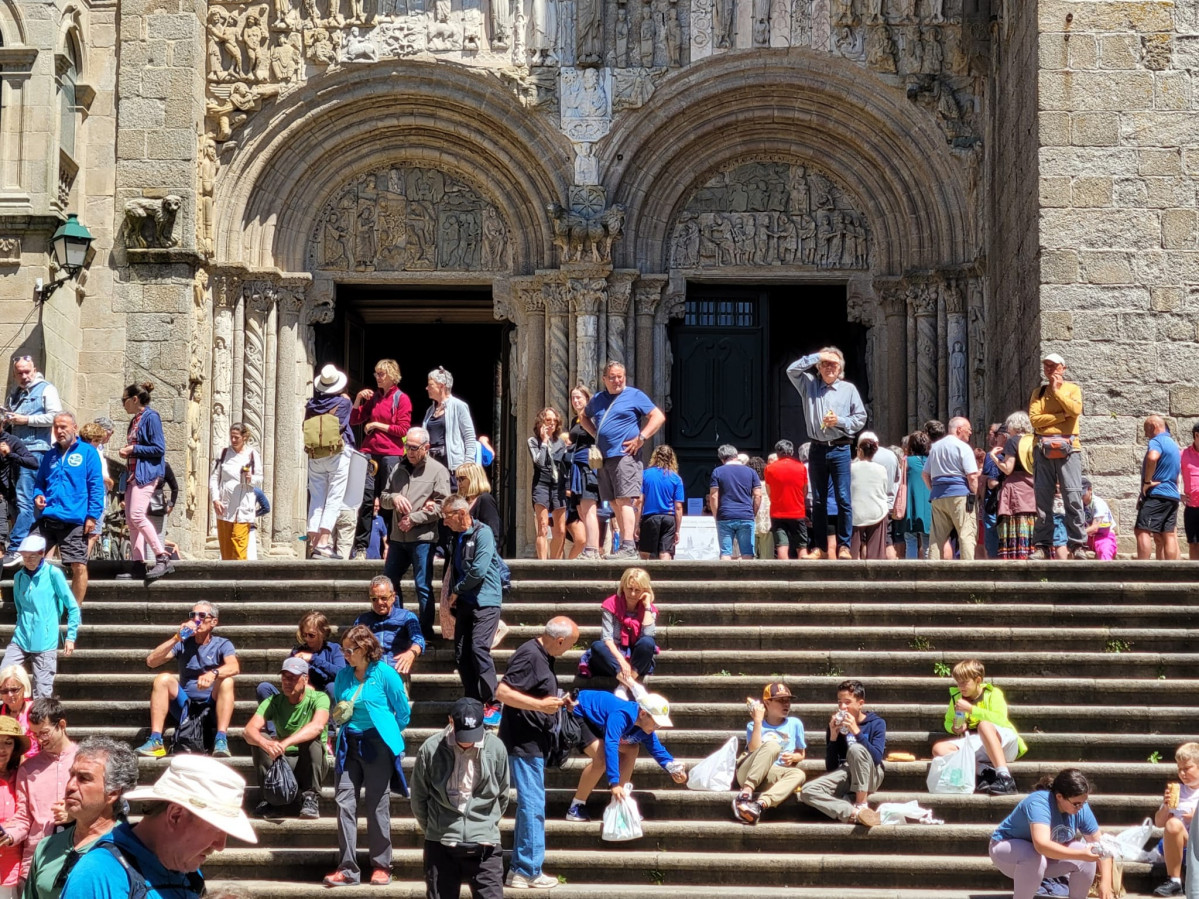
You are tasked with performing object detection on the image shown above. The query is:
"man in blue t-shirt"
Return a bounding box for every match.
[136,602,240,759]
[708,445,762,560]
[1136,414,1182,560]
[580,361,666,561]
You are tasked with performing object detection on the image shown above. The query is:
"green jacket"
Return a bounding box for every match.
[943,682,1028,757]
[411,728,509,845]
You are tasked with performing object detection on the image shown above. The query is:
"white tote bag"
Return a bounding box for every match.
[686,737,739,792]
[601,787,644,841]
[926,747,975,794]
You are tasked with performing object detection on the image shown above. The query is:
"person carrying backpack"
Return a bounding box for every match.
[304,365,355,560]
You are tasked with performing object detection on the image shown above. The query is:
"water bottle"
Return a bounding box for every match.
[953,709,967,731]
[178,625,195,641]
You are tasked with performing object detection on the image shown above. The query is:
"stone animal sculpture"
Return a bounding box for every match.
[547,201,626,263]
[124,195,182,249]
[547,202,589,262]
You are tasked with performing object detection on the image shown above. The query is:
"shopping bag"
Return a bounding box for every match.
[686,737,738,792]
[263,756,299,807]
[926,747,975,794]
[601,787,644,841]
[876,800,944,826]
[1101,818,1158,863]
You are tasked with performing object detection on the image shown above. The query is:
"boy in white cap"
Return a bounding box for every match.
[59,756,256,899]
[0,534,80,697]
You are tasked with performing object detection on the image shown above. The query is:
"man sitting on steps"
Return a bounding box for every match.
[800,678,886,827]
[350,574,425,680]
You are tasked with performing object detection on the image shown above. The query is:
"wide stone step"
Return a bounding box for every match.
[199,883,1022,899]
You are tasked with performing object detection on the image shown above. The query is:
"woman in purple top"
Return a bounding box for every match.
[305,365,355,559]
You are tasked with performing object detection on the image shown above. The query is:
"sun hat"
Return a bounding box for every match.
[314,364,348,395]
[123,755,257,843]
[17,535,46,553]
[0,717,31,760]
[638,693,673,728]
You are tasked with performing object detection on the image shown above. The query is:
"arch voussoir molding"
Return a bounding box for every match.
[601,51,974,275]
[212,61,574,273]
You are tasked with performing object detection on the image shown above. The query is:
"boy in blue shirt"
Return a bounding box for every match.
[733,682,806,825]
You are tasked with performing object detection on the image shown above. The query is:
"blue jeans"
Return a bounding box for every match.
[983,511,998,559]
[383,540,435,637]
[716,519,754,557]
[10,452,43,547]
[510,756,546,878]
[809,443,852,550]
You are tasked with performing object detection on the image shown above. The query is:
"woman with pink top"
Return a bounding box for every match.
[0,717,27,898]
[0,668,35,759]
[350,359,412,558]
[1180,422,1199,561]
[586,567,659,681]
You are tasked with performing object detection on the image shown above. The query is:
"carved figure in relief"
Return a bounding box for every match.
[899,26,922,73]
[514,8,527,55]
[654,9,671,63]
[124,196,182,249]
[767,0,787,45]
[206,9,243,80]
[713,0,733,48]
[576,0,603,64]
[666,0,681,62]
[834,24,863,57]
[866,0,881,22]
[614,5,629,63]
[429,0,463,50]
[273,0,295,27]
[556,0,576,63]
[672,214,700,266]
[305,25,342,64]
[923,25,943,73]
[342,26,379,59]
[639,1,654,66]
[528,0,558,64]
[927,0,943,22]
[865,24,896,72]
[198,137,217,255]
[355,204,378,268]
[950,340,966,416]
[270,33,303,82]
[241,13,270,80]
[790,0,810,46]
[752,15,768,45]
[832,0,852,26]
[896,0,915,22]
[612,67,656,109]
[481,207,508,268]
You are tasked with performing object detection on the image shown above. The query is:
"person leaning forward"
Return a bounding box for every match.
[1028,352,1086,560]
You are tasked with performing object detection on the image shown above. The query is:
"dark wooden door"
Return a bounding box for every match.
[668,293,766,501]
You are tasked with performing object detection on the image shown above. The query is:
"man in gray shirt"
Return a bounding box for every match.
[786,348,867,559]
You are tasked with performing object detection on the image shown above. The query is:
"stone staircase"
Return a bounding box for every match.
[10,559,1197,898]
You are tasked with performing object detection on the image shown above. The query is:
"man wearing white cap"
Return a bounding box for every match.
[242,656,330,819]
[304,364,355,560]
[58,755,256,899]
[0,533,80,697]
[1028,352,1087,560]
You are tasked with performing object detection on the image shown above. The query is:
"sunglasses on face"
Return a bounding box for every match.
[0,688,21,696]
[191,612,214,621]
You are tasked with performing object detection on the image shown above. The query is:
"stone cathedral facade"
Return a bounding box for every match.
[0,0,1192,554]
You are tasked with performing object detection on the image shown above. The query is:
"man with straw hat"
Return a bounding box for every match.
[58,756,256,898]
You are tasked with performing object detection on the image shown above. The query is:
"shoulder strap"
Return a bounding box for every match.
[391,389,402,416]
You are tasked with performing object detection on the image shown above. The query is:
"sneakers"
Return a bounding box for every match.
[135,736,165,758]
[0,552,19,568]
[311,545,341,560]
[323,870,357,887]
[1154,880,1185,896]
[565,804,591,823]
[483,702,503,728]
[732,793,763,825]
[251,801,275,818]
[975,766,997,794]
[212,734,231,758]
[1028,547,1049,561]
[852,804,881,827]
[506,871,559,890]
[1069,546,1088,561]
[369,869,391,886]
[300,791,320,819]
[987,772,1018,795]
[579,547,602,560]
[605,544,640,561]
[807,549,825,560]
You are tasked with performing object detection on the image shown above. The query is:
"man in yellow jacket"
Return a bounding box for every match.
[1028,352,1086,560]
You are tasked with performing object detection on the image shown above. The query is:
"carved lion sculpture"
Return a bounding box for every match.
[124,195,182,249]
[546,202,589,263]
[597,203,626,261]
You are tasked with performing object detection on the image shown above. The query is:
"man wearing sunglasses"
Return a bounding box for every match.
[136,602,239,759]
[2,356,62,567]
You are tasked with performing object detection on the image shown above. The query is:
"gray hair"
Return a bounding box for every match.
[1003,411,1032,436]
[406,426,429,446]
[717,444,739,462]
[428,367,454,390]
[369,575,394,593]
[77,737,139,798]
[442,494,471,515]
[193,600,219,620]
[544,617,577,640]
[53,411,77,426]
[817,346,845,377]
[948,416,971,435]
[774,439,795,458]
[602,360,626,377]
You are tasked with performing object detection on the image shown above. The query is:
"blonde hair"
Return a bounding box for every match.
[952,659,986,683]
[455,462,492,500]
[375,359,401,383]
[79,422,107,445]
[0,666,30,697]
[617,567,652,599]
[1176,742,1199,766]
[649,444,678,472]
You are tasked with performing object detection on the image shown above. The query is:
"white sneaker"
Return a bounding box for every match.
[506,871,559,889]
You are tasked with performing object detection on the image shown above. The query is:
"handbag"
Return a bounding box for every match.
[147,483,167,516]
[263,756,299,807]
[1039,435,1073,460]
[601,787,644,841]
[331,680,365,727]
[587,446,603,470]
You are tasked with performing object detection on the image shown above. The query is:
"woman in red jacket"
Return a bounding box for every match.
[349,358,412,558]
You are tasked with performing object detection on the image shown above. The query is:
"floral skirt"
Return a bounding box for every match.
[997,514,1036,560]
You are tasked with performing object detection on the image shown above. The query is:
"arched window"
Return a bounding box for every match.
[58,36,78,161]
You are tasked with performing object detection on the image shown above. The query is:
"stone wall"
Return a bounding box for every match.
[1036,0,1193,542]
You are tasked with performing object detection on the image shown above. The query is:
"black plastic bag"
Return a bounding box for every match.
[263,756,299,807]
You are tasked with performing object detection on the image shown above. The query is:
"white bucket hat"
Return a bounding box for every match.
[314,364,348,395]
[638,693,674,728]
[124,756,257,844]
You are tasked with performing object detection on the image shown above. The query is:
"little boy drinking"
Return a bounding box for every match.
[930,659,1026,795]
[1151,742,1199,896]
[732,682,806,825]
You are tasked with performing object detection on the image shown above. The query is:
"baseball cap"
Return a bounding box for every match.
[451,697,485,743]
[1081,478,1092,491]
[762,682,793,702]
[16,535,45,553]
[1042,352,1065,366]
[857,431,879,444]
[280,657,309,676]
[638,693,673,728]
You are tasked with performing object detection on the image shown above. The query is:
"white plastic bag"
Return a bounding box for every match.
[1103,818,1159,863]
[876,800,944,826]
[687,737,738,792]
[926,747,975,794]
[601,786,644,841]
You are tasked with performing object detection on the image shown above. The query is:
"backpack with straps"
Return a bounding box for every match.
[303,413,344,459]
[55,839,205,898]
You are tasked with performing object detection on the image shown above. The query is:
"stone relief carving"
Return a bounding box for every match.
[188,270,211,517]
[0,238,20,267]
[670,160,869,269]
[547,200,626,262]
[123,196,183,249]
[560,66,611,141]
[309,165,510,271]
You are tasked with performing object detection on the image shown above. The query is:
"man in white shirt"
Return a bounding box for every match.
[922,417,979,560]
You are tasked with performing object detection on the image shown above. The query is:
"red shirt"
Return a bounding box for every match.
[349,386,412,456]
[764,456,808,519]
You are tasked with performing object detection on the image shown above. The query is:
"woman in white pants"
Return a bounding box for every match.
[305,365,355,559]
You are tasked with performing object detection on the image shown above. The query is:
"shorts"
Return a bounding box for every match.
[1136,496,1179,534]
[770,518,808,551]
[1052,514,1066,548]
[576,714,603,752]
[597,455,643,503]
[639,513,677,555]
[532,478,567,512]
[1185,506,1199,544]
[37,517,89,564]
[960,726,1021,766]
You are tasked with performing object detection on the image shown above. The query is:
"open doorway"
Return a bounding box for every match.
[668,283,868,500]
[311,286,514,550]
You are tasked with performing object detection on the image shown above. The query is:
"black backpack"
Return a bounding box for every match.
[171,701,214,755]
[545,706,583,769]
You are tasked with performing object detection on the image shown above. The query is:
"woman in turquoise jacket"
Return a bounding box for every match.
[324,624,411,888]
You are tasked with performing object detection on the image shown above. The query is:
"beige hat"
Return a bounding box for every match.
[124,755,257,844]
[638,693,673,728]
[314,364,348,395]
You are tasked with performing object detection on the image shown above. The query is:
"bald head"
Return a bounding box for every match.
[948,416,972,441]
[541,616,579,657]
[1144,415,1167,438]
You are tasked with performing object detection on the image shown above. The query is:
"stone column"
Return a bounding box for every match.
[943,276,968,420]
[634,277,665,394]
[209,272,238,537]
[907,280,938,426]
[846,285,877,422]
[272,284,306,553]
[607,274,634,369]
[545,282,570,410]
[242,283,272,448]
[877,283,908,443]
[658,291,685,410]
[967,276,987,433]
[571,277,605,393]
